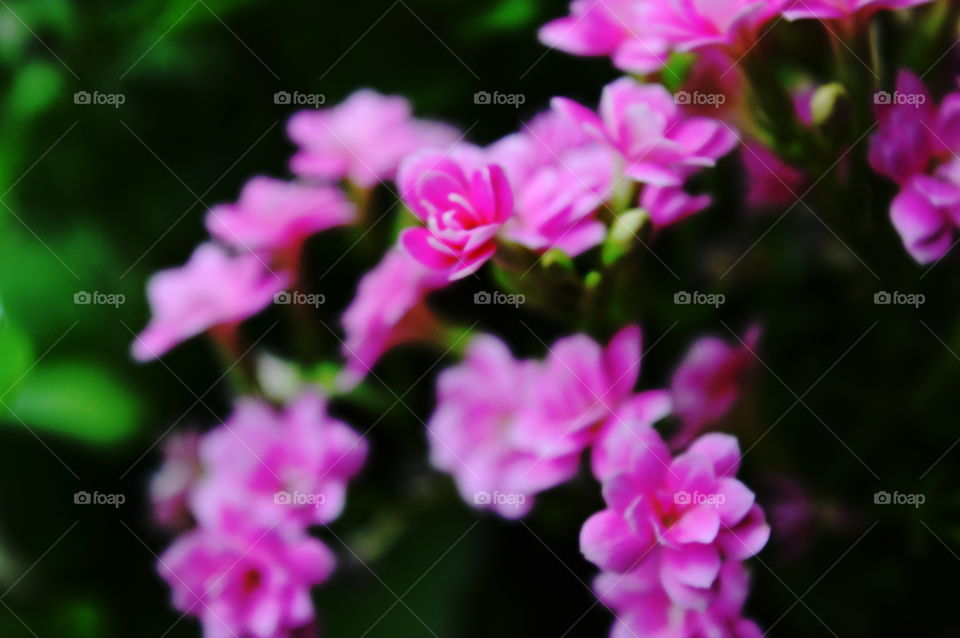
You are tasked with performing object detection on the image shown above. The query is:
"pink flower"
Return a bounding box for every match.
[670,327,759,448]
[782,0,933,20]
[641,185,712,227]
[132,244,288,361]
[427,335,581,518]
[553,77,738,186]
[740,142,806,209]
[287,89,458,188]
[398,151,514,279]
[206,177,355,253]
[151,430,203,530]
[190,393,367,529]
[339,248,448,388]
[889,165,960,263]
[159,506,335,638]
[641,0,783,54]
[868,71,937,185]
[581,431,770,608]
[489,111,619,255]
[595,558,763,638]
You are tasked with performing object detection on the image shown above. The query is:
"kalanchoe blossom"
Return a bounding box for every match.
[339,248,448,388]
[287,89,458,188]
[641,0,783,54]
[868,71,937,185]
[553,77,738,187]
[741,142,806,210]
[670,327,760,448]
[641,185,713,227]
[581,431,770,608]
[398,151,514,279]
[159,506,335,638]
[428,334,580,518]
[151,430,202,530]
[205,176,355,253]
[595,558,763,638]
[782,0,933,21]
[132,244,288,361]
[890,163,960,263]
[190,392,367,529]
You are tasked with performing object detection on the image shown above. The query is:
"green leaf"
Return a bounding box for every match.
[6,62,64,122]
[0,319,34,397]
[5,361,141,444]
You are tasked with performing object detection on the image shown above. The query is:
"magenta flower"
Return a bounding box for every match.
[190,392,367,529]
[782,0,933,20]
[159,506,335,638]
[889,165,960,263]
[132,244,288,361]
[581,431,770,607]
[741,142,806,209]
[868,71,937,185]
[641,185,712,227]
[553,77,738,186]
[398,150,514,279]
[427,335,582,518]
[339,248,448,388]
[641,0,783,54]
[287,89,458,188]
[595,558,764,638]
[670,327,759,448]
[206,176,355,253]
[151,430,202,530]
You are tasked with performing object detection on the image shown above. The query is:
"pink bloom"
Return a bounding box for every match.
[641,185,712,227]
[581,431,770,607]
[740,142,806,209]
[159,506,335,638]
[428,335,584,518]
[595,558,763,638]
[339,249,448,388]
[287,89,458,188]
[670,327,759,448]
[782,0,933,20]
[868,71,937,185]
[151,430,202,530]
[190,392,367,529]
[132,244,288,361]
[641,0,783,54]
[398,151,514,279]
[553,77,738,186]
[889,164,960,263]
[206,177,355,253]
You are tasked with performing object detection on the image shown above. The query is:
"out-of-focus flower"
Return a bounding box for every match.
[641,184,712,227]
[190,392,367,529]
[741,142,806,210]
[206,176,355,253]
[151,430,202,530]
[159,506,335,638]
[595,558,764,638]
[670,326,760,448]
[428,335,580,519]
[339,248,448,388]
[489,110,619,255]
[782,0,933,21]
[890,164,960,263]
[641,0,783,54]
[287,89,458,188]
[398,151,514,279]
[553,77,737,187]
[868,71,937,186]
[132,244,288,361]
[581,431,769,607]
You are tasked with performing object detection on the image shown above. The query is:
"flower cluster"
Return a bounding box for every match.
[153,392,367,638]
